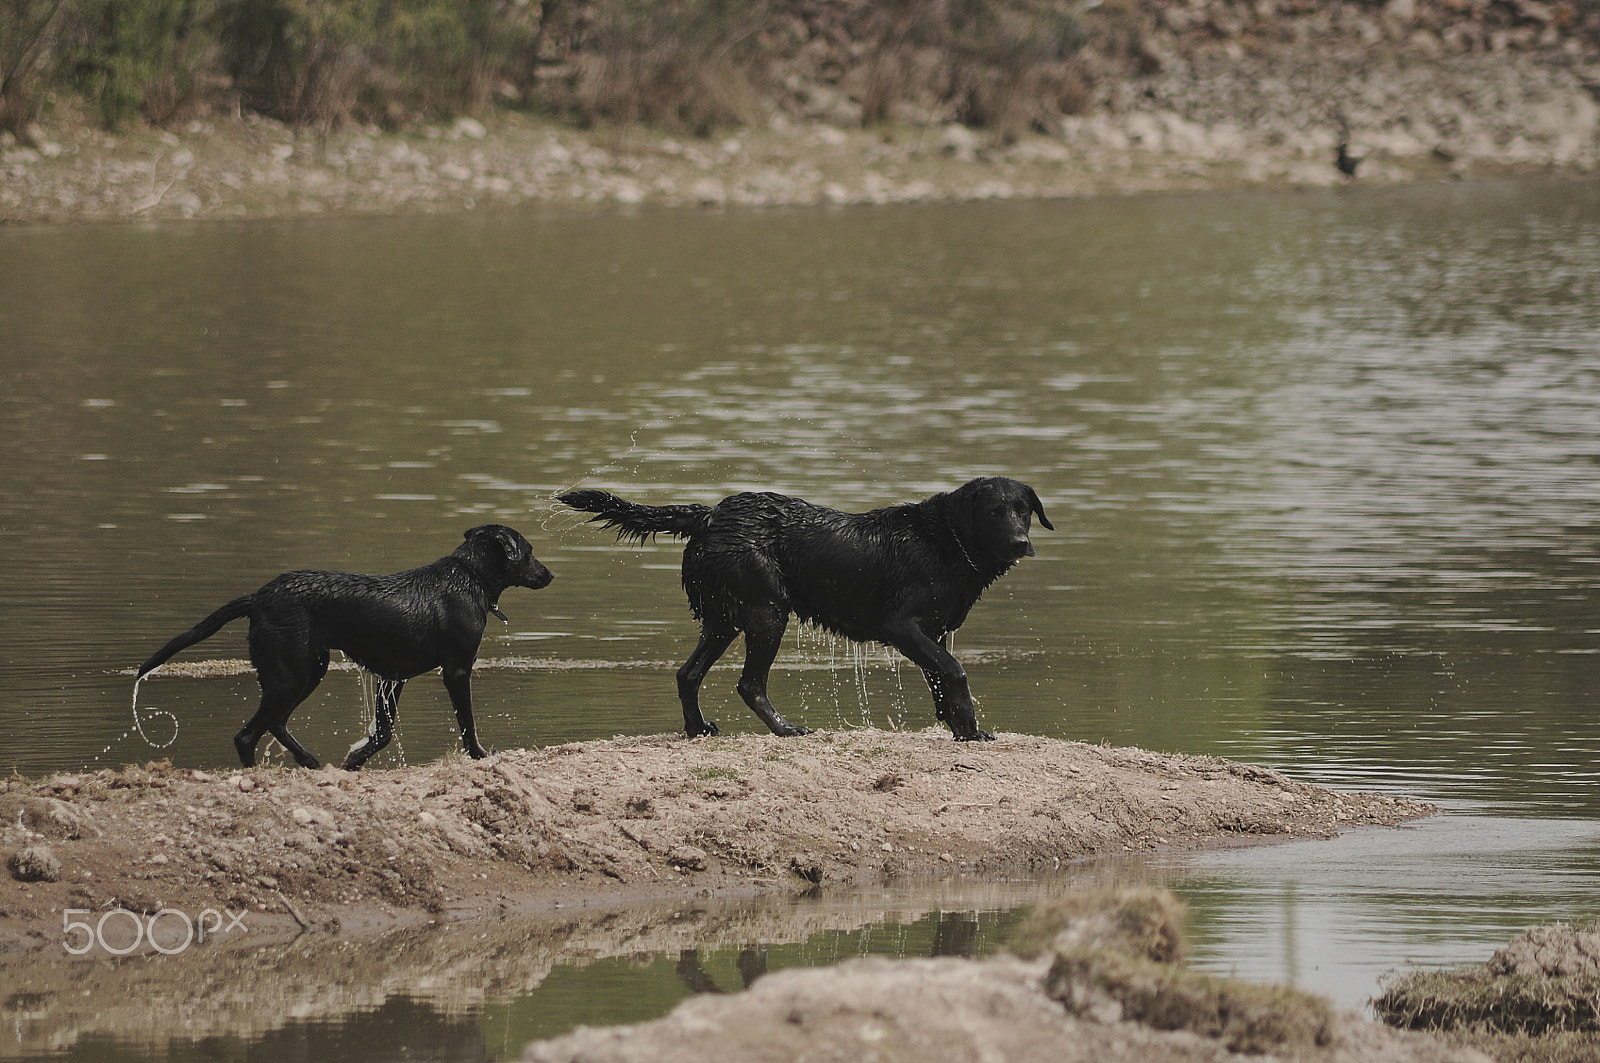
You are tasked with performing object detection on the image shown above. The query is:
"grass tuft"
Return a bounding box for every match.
[1012,887,1337,1055]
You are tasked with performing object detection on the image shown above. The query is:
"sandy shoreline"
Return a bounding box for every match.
[0,728,1453,1058]
[1,728,1430,955]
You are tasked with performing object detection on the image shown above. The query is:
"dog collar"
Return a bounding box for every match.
[489,603,509,623]
[942,516,982,576]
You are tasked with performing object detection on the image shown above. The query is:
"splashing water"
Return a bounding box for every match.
[882,645,909,730]
[785,626,921,732]
[128,674,180,750]
[345,658,404,766]
[852,643,873,729]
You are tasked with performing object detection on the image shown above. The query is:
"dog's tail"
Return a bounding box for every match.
[558,489,714,544]
[137,595,254,679]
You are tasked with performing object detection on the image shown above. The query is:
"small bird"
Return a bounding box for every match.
[1334,112,1364,177]
[1336,140,1364,177]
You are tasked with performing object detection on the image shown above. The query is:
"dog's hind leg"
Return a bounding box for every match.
[237,684,324,769]
[237,628,327,768]
[344,678,403,770]
[440,666,489,759]
[265,647,329,768]
[736,611,811,737]
[676,625,736,738]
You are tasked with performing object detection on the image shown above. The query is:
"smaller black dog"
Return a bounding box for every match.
[136,525,553,770]
[561,477,1051,741]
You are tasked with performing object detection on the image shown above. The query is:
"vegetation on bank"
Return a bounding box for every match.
[0,0,1097,136]
[5,0,1598,142]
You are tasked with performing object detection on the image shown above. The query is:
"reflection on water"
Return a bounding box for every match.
[2,179,1600,1058]
[7,814,1597,1062]
[1163,811,1600,1006]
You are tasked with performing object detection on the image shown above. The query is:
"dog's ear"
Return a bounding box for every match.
[465,525,529,562]
[1026,486,1054,531]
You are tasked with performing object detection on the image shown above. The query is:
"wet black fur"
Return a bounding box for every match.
[560,477,1052,741]
[136,525,554,770]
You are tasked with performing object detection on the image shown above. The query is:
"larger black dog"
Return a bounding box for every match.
[136,525,553,769]
[560,477,1051,741]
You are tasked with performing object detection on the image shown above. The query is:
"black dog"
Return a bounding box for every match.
[560,477,1051,741]
[136,525,554,769]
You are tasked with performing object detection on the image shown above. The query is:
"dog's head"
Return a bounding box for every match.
[947,477,1054,565]
[460,525,554,591]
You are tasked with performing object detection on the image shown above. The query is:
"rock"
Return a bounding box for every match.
[19,797,99,840]
[291,806,336,829]
[667,845,708,871]
[691,178,726,205]
[939,124,982,160]
[8,846,61,882]
[453,117,488,140]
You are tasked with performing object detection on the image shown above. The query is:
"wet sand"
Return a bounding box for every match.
[2,727,1429,953]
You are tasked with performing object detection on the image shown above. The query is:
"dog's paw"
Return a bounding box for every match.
[687,720,720,738]
[956,729,996,742]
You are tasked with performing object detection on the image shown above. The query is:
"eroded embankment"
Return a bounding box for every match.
[523,888,1486,1063]
[2,728,1429,954]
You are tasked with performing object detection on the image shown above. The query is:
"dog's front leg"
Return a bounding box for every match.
[442,666,490,758]
[887,623,994,741]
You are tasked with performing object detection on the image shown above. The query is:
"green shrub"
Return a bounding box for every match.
[70,0,219,126]
[2,0,1100,134]
[218,0,381,126]
[551,0,776,134]
[0,0,69,130]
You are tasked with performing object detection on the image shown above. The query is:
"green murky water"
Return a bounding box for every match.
[2,177,1598,1058]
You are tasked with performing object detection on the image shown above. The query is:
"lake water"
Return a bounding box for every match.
[2,177,1598,1059]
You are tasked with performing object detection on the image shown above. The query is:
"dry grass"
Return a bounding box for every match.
[1375,924,1600,1063]
[1376,969,1600,1037]
[1014,887,1338,1056]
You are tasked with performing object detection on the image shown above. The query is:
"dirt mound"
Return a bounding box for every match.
[1487,925,1600,981]
[1378,924,1600,1040]
[525,888,1487,1063]
[1,728,1430,953]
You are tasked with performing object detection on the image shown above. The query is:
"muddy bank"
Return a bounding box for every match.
[2,45,1597,225]
[523,887,1487,1063]
[1,728,1430,954]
